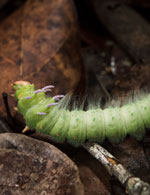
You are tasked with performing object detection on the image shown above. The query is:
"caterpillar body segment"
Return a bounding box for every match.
[67,110,87,146]
[36,107,61,135]
[136,97,150,128]
[121,104,145,140]
[13,82,150,146]
[86,109,105,143]
[104,107,126,143]
[49,109,70,142]
[25,98,54,129]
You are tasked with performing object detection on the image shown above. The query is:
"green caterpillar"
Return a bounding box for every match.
[13,81,150,146]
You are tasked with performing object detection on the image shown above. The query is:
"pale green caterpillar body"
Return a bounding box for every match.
[13,81,150,146]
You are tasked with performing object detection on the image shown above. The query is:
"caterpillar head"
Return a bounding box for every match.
[13,81,35,100]
[13,81,31,91]
[13,80,64,114]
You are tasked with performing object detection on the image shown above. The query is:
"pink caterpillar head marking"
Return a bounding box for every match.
[47,103,58,108]
[34,87,54,94]
[53,95,65,101]
[37,112,47,115]
[34,89,45,94]
[24,96,32,100]
[13,80,31,91]
[42,85,54,90]
[14,81,30,86]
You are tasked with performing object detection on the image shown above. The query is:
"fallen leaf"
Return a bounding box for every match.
[0,0,84,116]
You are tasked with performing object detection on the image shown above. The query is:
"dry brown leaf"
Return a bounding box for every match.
[0,0,84,116]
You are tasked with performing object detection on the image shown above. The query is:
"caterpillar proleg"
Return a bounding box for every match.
[13,81,149,146]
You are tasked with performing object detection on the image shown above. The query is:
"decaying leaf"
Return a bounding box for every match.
[0,0,84,116]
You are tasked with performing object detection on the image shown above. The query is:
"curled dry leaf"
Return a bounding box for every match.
[0,0,84,116]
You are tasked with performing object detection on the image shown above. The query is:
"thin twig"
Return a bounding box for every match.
[83,142,150,195]
[2,92,14,127]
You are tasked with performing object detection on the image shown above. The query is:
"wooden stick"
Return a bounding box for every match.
[83,142,150,195]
